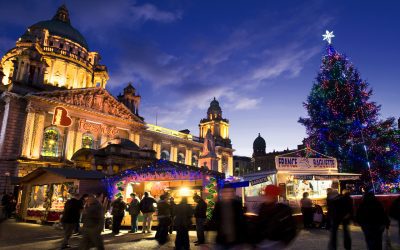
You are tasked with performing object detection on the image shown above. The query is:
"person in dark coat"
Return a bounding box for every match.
[127,193,140,233]
[169,197,176,234]
[300,192,313,228]
[193,194,207,245]
[60,194,82,249]
[110,196,126,234]
[256,185,297,249]
[390,196,400,238]
[329,189,353,250]
[79,195,105,250]
[211,186,245,249]
[174,197,193,250]
[74,194,88,234]
[357,192,390,250]
[139,192,157,233]
[155,194,171,244]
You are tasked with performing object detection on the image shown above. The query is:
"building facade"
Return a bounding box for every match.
[0,5,233,192]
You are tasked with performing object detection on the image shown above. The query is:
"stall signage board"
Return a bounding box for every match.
[250,176,273,186]
[275,157,337,170]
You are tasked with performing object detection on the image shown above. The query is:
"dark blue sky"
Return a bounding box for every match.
[0,0,399,156]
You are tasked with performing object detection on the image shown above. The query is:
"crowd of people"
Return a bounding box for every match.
[300,188,400,250]
[57,186,399,250]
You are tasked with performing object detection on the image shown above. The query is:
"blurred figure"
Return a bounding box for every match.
[60,193,81,249]
[193,194,207,245]
[389,195,400,238]
[75,194,89,234]
[127,193,140,233]
[174,197,193,250]
[139,192,157,233]
[110,196,126,234]
[325,188,336,230]
[155,194,171,245]
[329,189,353,250]
[356,192,390,250]
[300,192,313,228]
[256,185,297,249]
[169,197,176,234]
[79,195,104,250]
[211,186,245,249]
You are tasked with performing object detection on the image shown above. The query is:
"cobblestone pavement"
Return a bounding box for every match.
[0,219,399,250]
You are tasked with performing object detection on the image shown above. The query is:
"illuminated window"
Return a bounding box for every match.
[160,150,170,161]
[192,155,198,167]
[41,127,61,157]
[82,133,95,149]
[178,153,185,164]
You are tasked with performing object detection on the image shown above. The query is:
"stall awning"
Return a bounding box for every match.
[293,173,361,181]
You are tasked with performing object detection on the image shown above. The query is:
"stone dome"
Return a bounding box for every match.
[253,133,266,156]
[25,5,88,49]
[207,97,222,115]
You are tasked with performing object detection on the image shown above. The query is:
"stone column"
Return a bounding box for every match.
[0,96,11,157]
[227,155,233,176]
[63,61,68,87]
[134,133,140,146]
[73,67,79,88]
[170,145,177,162]
[21,110,36,157]
[152,142,161,159]
[15,60,22,81]
[65,128,76,160]
[185,148,192,166]
[48,59,55,83]
[30,112,46,159]
[218,156,223,173]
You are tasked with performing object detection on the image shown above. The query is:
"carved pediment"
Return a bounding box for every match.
[30,87,143,123]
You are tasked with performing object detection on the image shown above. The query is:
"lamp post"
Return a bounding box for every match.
[3,171,10,194]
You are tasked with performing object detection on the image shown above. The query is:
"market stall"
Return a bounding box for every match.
[18,167,106,222]
[105,159,224,226]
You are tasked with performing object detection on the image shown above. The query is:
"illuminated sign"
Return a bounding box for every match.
[52,106,72,127]
[275,157,337,170]
[79,120,118,137]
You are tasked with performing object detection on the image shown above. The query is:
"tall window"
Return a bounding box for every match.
[178,153,185,164]
[82,133,95,149]
[192,155,198,167]
[41,127,61,157]
[160,150,170,161]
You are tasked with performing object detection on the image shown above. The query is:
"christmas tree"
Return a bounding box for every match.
[299,36,400,191]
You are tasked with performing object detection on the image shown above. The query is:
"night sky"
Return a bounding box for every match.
[0,0,399,156]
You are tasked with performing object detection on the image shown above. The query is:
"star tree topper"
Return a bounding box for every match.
[322,30,335,44]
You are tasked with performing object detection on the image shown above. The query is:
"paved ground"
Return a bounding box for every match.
[0,219,399,250]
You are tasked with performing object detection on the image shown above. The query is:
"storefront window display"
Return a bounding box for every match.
[50,182,75,210]
[245,176,275,197]
[284,175,332,199]
[28,185,48,209]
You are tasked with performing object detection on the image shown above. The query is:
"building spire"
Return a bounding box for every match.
[52,4,71,24]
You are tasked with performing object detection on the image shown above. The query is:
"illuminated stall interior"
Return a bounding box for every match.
[18,168,105,222]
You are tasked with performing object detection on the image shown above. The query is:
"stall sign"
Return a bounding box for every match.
[79,119,119,137]
[250,176,273,186]
[275,157,337,170]
[52,107,72,127]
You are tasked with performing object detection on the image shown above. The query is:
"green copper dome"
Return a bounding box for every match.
[27,5,88,49]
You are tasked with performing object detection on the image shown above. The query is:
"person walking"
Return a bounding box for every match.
[356,192,390,250]
[390,195,400,238]
[300,192,313,228]
[127,193,140,233]
[110,196,126,234]
[174,197,193,250]
[79,195,105,250]
[256,185,297,249]
[326,188,337,230]
[60,193,82,249]
[74,194,88,234]
[169,196,176,234]
[155,194,171,244]
[329,189,353,250]
[139,192,157,233]
[193,194,207,245]
[211,185,245,249]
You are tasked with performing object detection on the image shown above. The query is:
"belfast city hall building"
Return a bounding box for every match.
[0,5,234,197]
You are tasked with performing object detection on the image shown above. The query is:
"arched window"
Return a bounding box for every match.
[192,155,198,167]
[82,133,95,149]
[178,153,185,164]
[41,127,61,157]
[160,150,170,161]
